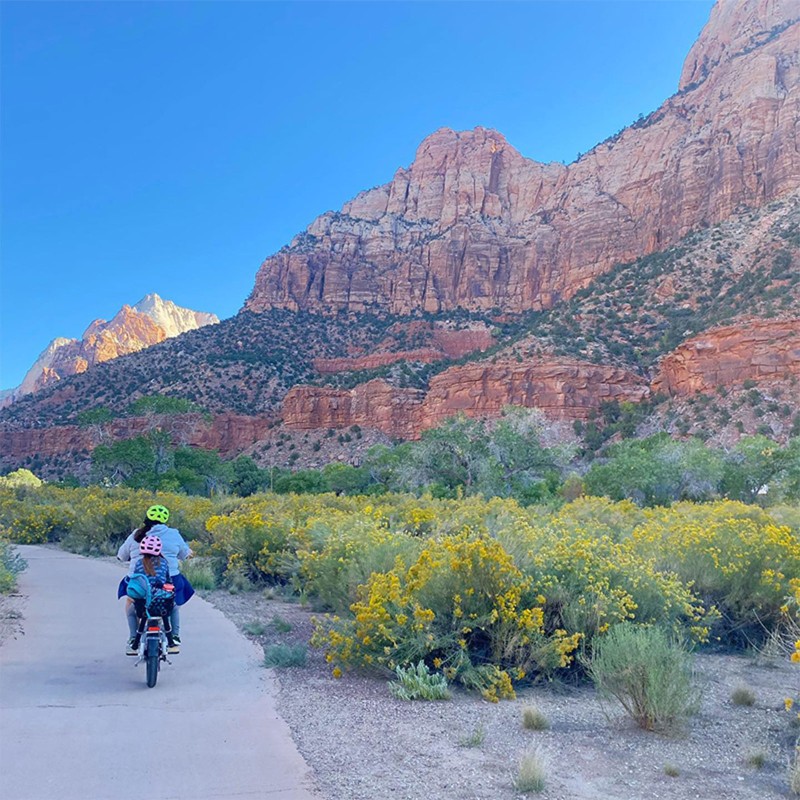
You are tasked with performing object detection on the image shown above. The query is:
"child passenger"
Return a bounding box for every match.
[129,535,178,655]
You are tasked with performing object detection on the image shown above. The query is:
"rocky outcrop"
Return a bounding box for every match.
[0,412,272,464]
[282,380,424,439]
[2,294,219,405]
[283,360,649,438]
[314,349,445,375]
[652,318,800,396]
[421,362,649,428]
[313,321,495,374]
[246,0,799,317]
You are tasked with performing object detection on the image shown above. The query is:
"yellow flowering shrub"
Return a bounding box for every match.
[495,511,712,646]
[5,486,799,697]
[631,501,800,645]
[314,532,576,699]
[207,504,307,583]
[0,488,76,544]
[297,514,422,611]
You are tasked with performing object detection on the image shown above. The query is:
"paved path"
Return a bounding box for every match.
[0,546,319,800]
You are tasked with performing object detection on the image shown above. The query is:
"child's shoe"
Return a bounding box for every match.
[167,635,180,655]
[126,638,139,656]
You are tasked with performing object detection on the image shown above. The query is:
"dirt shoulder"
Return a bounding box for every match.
[204,588,800,800]
[0,592,25,649]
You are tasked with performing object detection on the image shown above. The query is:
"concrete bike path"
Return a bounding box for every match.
[0,546,320,800]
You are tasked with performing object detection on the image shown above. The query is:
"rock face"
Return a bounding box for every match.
[3,294,219,404]
[283,360,649,439]
[246,0,799,317]
[421,362,650,429]
[283,380,424,439]
[0,412,271,463]
[313,321,495,374]
[652,318,800,395]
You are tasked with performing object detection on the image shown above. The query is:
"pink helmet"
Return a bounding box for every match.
[139,535,163,556]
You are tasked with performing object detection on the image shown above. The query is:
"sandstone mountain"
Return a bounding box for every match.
[246,0,799,317]
[2,294,218,406]
[1,0,799,480]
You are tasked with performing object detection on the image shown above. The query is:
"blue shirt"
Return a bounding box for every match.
[132,555,169,587]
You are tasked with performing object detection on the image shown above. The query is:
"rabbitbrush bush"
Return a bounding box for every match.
[588,623,699,732]
[0,536,26,593]
[631,501,800,646]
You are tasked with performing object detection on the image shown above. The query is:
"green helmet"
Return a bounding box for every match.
[145,504,170,524]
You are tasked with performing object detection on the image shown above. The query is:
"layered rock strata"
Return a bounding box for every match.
[313,320,495,374]
[0,412,272,463]
[283,360,649,439]
[652,318,800,395]
[246,0,799,317]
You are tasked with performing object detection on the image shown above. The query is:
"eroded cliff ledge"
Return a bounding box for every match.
[652,318,800,396]
[283,360,650,439]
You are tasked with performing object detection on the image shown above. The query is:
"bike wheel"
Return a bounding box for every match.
[145,638,159,688]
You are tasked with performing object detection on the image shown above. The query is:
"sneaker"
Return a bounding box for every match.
[167,641,180,655]
[172,635,181,645]
[126,638,139,656]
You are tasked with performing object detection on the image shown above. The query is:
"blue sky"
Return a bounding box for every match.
[1,0,715,390]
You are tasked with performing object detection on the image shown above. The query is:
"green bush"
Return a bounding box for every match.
[587,624,699,732]
[181,558,217,590]
[389,661,451,701]
[263,644,307,668]
[0,539,26,593]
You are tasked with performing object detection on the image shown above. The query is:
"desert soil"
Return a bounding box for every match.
[0,592,25,649]
[204,588,800,800]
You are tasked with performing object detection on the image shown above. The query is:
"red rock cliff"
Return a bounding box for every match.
[0,413,272,463]
[282,360,649,439]
[652,318,800,395]
[246,0,800,316]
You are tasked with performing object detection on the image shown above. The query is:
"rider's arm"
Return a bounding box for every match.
[117,534,135,562]
[176,535,191,562]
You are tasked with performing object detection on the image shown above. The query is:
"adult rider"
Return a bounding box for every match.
[118,504,194,652]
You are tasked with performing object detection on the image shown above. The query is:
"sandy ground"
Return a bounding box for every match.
[205,587,800,800]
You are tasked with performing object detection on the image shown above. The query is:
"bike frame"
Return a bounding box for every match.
[135,613,171,687]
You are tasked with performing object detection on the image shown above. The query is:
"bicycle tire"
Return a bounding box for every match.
[145,638,159,688]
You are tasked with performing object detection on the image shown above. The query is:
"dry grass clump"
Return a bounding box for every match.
[243,619,266,636]
[731,685,756,706]
[263,643,307,668]
[588,624,699,732]
[663,763,680,777]
[745,750,767,769]
[521,705,550,731]
[272,614,292,633]
[513,749,547,793]
[457,722,486,748]
[790,746,800,795]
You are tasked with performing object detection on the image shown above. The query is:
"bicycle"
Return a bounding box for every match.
[133,611,172,688]
[127,575,176,688]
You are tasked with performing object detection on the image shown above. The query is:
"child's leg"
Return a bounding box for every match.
[125,598,138,638]
[170,605,180,638]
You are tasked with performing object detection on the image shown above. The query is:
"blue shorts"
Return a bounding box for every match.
[117,573,195,605]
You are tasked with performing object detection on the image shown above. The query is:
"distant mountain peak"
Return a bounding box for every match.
[1,295,219,406]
